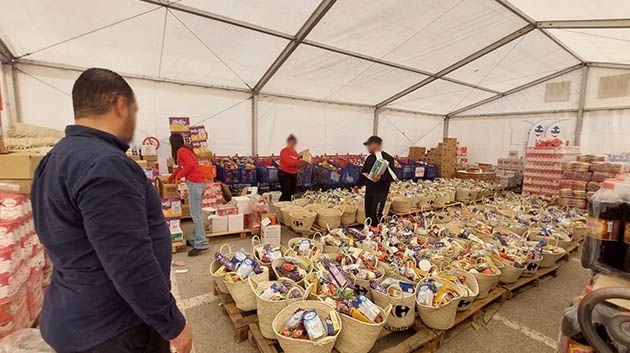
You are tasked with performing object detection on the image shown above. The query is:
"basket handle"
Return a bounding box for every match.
[302,283,314,300]
[248,276,259,294]
[284,248,295,257]
[251,235,261,248]
[312,232,323,243]
[219,244,231,255]
[381,304,393,323]
[364,217,372,229]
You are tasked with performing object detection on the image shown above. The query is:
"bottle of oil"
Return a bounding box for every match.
[581,180,629,277]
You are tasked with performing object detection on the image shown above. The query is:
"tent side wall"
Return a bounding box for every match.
[378,110,444,157]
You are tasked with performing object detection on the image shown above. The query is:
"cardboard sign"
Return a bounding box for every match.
[168,117,190,132]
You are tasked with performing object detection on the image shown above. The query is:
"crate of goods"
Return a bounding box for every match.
[256,157,279,184]
[313,159,342,186]
[339,161,361,185]
[398,158,417,180]
[522,144,578,197]
[215,158,241,185]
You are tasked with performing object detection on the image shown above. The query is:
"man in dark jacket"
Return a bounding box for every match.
[358,136,397,224]
[31,68,192,353]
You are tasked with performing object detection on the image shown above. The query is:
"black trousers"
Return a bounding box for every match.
[365,192,388,225]
[73,324,170,353]
[278,171,297,201]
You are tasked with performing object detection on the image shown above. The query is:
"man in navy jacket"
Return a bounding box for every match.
[31,68,192,353]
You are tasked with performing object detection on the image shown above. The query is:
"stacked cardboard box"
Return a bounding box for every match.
[155,176,184,242]
[408,146,426,160]
[456,146,468,165]
[496,150,523,189]
[559,154,629,209]
[522,146,578,197]
[0,153,45,194]
[426,138,457,178]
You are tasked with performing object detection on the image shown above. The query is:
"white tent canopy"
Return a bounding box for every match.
[1,0,629,164]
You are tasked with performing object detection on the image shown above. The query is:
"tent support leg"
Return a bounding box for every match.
[574,66,589,147]
[443,116,449,138]
[373,108,379,136]
[251,94,258,156]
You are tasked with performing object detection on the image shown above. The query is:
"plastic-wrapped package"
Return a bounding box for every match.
[581,180,630,278]
[0,329,53,353]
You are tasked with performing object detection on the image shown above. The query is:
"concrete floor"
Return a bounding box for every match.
[172,221,591,353]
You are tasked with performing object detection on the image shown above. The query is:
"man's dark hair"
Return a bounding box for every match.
[287,134,297,143]
[72,68,135,119]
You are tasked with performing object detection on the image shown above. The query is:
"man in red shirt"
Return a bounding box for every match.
[278,134,306,201]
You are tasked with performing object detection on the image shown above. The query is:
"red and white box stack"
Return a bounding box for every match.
[522,146,579,197]
[0,192,45,337]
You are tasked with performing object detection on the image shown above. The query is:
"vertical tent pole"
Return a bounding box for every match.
[10,64,22,123]
[251,94,258,156]
[373,108,379,136]
[574,65,589,147]
[443,116,449,138]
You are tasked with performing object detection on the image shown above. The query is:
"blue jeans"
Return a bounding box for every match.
[186,181,209,250]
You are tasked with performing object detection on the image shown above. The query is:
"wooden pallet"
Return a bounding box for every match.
[502,241,580,299]
[206,229,251,239]
[213,280,259,343]
[248,323,342,353]
[171,240,186,254]
[248,287,507,353]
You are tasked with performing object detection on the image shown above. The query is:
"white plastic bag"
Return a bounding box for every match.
[0,329,53,353]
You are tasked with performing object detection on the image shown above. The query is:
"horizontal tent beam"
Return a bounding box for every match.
[451,109,579,119]
[138,0,293,40]
[253,0,337,93]
[303,40,501,94]
[537,19,630,29]
[447,63,584,117]
[379,107,444,117]
[588,62,630,70]
[375,24,535,109]
[494,0,585,64]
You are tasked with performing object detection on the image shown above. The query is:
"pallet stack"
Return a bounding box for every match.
[426,138,457,178]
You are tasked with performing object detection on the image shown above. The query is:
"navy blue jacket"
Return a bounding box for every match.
[31,125,184,352]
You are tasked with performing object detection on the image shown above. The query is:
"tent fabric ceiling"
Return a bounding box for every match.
[2,0,630,115]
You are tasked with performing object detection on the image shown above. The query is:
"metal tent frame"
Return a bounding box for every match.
[2,0,630,154]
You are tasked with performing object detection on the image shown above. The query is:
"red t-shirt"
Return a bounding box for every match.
[279,147,300,174]
[170,148,204,183]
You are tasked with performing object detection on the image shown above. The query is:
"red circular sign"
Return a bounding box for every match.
[143,136,160,149]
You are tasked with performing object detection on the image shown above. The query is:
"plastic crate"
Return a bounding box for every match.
[240,167,257,184]
[256,164,278,184]
[399,159,416,180]
[297,164,314,187]
[313,165,342,186]
[215,165,240,185]
[340,163,361,185]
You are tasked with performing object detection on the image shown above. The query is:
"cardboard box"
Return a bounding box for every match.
[143,155,158,163]
[300,149,313,164]
[0,153,45,179]
[141,145,157,157]
[408,146,426,159]
[155,176,179,199]
[0,179,33,194]
[263,191,282,205]
[232,196,252,215]
[135,160,149,168]
[228,213,244,232]
[261,224,281,245]
[210,215,228,233]
[161,198,182,218]
[217,205,238,216]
